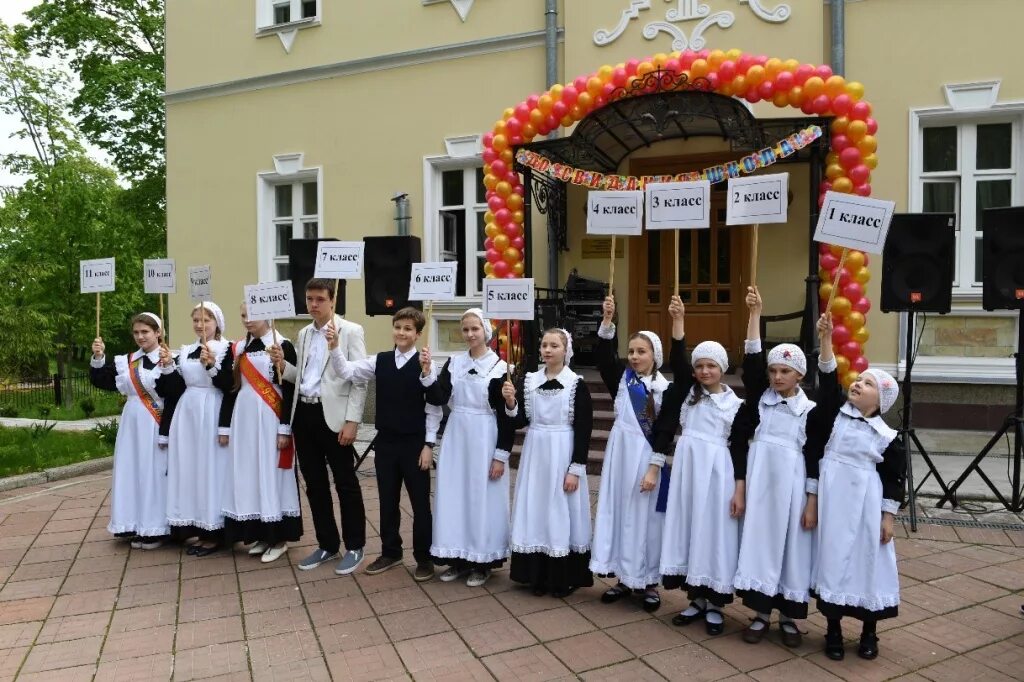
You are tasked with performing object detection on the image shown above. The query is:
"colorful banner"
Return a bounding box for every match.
[515,125,822,191]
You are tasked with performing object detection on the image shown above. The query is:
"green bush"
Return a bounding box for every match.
[0,403,17,418]
[93,418,119,444]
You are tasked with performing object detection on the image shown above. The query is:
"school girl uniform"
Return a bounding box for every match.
[501,346,594,596]
[90,331,169,542]
[423,339,514,575]
[589,322,668,596]
[806,367,905,630]
[729,342,825,621]
[655,339,744,616]
[157,304,233,546]
[219,330,302,548]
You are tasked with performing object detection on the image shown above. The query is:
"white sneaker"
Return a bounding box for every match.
[261,545,287,563]
[439,567,467,583]
[248,542,270,556]
[466,570,490,588]
[130,539,143,549]
[138,539,164,551]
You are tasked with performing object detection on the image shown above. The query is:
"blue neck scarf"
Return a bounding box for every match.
[625,368,670,512]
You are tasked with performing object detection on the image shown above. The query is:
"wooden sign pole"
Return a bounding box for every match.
[673,230,680,296]
[824,247,850,314]
[201,301,208,345]
[750,224,760,286]
[95,293,101,339]
[609,235,617,294]
[424,300,433,349]
[506,320,512,382]
[159,294,168,347]
[330,278,340,319]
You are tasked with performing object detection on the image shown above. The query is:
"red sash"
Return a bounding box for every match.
[128,358,162,425]
[237,345,294,469]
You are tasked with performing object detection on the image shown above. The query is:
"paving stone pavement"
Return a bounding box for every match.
[1,465,1023,681]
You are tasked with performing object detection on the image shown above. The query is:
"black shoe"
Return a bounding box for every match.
[601,583,630,604]
[825,630,845,660]
[857,632,879,660]
[193,545,220,558]
[705,610,724,636]
[672,602,707,626]
[185,544,202,556]
[364,555,401,575]
[642,589,661,613]
[551,585,577,599]
[531,584,547,597]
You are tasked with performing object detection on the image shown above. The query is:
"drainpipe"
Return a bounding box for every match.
[830,0,845,76]
[544,0,560,290]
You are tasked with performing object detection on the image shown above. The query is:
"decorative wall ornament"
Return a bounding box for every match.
[594,0,791,49]
[423,0,476,22]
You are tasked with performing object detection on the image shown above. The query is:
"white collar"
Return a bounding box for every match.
[395,346,418,360]
[133,348,161,363]
[761,387,811,415]
[259,330,279,346]
[534,364,576,388]
[464,348,499,374]
[840,402,897,440]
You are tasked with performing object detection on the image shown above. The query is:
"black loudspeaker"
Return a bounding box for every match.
[982,206,1024,311]
[881,212,955,314]
[363,236,422,316]
[288,238,346,316]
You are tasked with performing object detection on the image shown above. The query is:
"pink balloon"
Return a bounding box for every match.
[486,248,502,264]
[483,237,494,251]
[831,94,851,116]
[832,267,852,287]
[705,72,720,91]
[514,103,531,122]
[526,94,540,109]
[482,148,497,165]
[680,50,696,68]
[573,76,587,92]
[821,180,832,193]
[601,82,616,98]
[801,99,816,115]
[854,183,872,197]
[494,208,511,224]
[818,193,826,208]
[839,147,862,170]
[849,164,871,185]
[501,222,520,237]
[612,67,628,86]
[492,260,510,277]
[625,58,640,76]
[509,134,523,146]
[736,54,754,73]
[843,282,864,300]
[490,159,507,177]
[665,58,681,74]
[745,87,762,104]
[820,253,839,270]
[504,118,522,136]
[865,117,878,134]
[774,71,795,91]
[853,297,872,314]
[595,95,608,108]
[795,64,815,85]
[504,171,519,185]
[849,102,871,120]
[812,94,831,114]
[815,64,834,80]
[503,272,518,279]
[832,324,852,345]
[851,355,869,373]
[511,236,525,250]
[545,114,559,130]
[561,85,578,105]
[487,195,505,212]
[551,101,568,119]
[758,80,775,99]
[819,242,833,255]
[718,60,736,81]
[482,132,494,148]
[840,341,862,360]
[831,134,851,151]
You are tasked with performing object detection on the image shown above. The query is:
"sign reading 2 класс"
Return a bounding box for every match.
[645,181,711,230]
[726,173,789,225]
[587,191,644,236]
[483,278,535,320]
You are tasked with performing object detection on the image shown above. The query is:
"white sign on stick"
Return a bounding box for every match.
[313,241,364,279]
[814,191,896,255]
[587,191,644,236]
[80,258,115,293]
[188,265,212,302]
[482,278,535,321]
[645,181,711,230]
[408,262,458,301]
[726,173,789,225]
[244,281,296,321]
[144,259,176,294]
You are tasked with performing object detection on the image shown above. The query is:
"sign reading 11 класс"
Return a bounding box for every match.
[80,258,116,293]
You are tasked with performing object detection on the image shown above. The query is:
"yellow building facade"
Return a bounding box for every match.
[166,0,1024,423]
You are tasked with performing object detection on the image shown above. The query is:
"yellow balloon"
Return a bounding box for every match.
[842,370,859,388]
[512,210,524,223]
[522,123,537,139]
[493,120,507,137]
[831,117,849,135]
[529,108,544,127]
[484,262,494,276]
[506,193,524,211]
[484,210,495,223]
[847,119,868,142]
[598,65,614,83]
[830,244,845,257]
[845,81,865,101]
[503,107,515,120]
[765,58,783,78]
[825,164,845,180]
[731,75,747,94]
[512,261,525,276]
[824,75,847,98]
[831,296,852,316]
[787,86,804,107]
[803,76,825,99]
[746,65,766,86]
[826,151,840,167]
[857,135,878,155]
[854,266,871,285]
[832,177,854,193]
[852,327,870,344]
[845,250,866,271]
[863,153,879,170]
[549,84,564,100]
[496,181,512,198]
[652,53,669,68]
[819,267,830,282]
[772,92,789,108]
[708,49,726,67]
[846,311,866,331]
[492,135,508,152]
[538,94,554,114]
[636,61,655,77]
[483,174,498,190]
[561,115,574,127]
[690,59,709,77]
[783,59,800,72]
[725,48,742,61]
[493,234,510,251]
[836,355,851,376]
[485,222,500,238]
[577,92,593,109]
[819,282,834,301]
[501,148,514,163]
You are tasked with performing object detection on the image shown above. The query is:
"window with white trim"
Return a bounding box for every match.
[258,172,321,283]
[917,119,1019,291]
[434,166,487,297]
[256,0,319,29]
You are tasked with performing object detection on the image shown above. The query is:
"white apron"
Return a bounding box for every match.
[660,386,743,595]
[812,405,900,613]
[734,388,816,605]
[431,352,510,564]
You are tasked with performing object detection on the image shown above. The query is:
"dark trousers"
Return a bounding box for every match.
[293,401,366,555]
[375,433,432,564]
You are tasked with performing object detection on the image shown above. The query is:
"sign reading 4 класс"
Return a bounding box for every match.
[587,191,644,236]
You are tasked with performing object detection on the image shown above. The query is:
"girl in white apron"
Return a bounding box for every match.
[158,302,233,557]
[500,328,594,598]
[89,313,168,549]
[420,308,513,588]
[655,296,744,635]
[730,287,831,648]
[219,304,302,563]
[805,319,904,661]
[590,295,669,612]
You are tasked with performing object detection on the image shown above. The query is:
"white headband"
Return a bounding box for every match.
[691,340,728,374]
[635,331,664,369]
[462,308,493,342]
[138,312,162,331]
[193,302,225,337]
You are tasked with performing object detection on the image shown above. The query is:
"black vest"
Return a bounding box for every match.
[374,350,427,438]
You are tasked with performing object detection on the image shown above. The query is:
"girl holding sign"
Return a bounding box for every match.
[589,295,670,612]
[419,308,514,587]
[158,302,234,556]
[500,329,594,598]
[654,295,745,635]
[90,313,169,549]
[218,304,302,563]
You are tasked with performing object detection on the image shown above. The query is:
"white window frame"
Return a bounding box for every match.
[255,0,321,33]
[423,156,488,301]
[256,158,323,285]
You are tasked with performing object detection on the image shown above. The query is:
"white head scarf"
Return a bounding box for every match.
[193,302,225,337]
[691,340,728,374]
[862,368,899,414]
[137,312,162,331]
[461,308,493,342]
[767,343,807,376]
[635,331,664,369]
[554,328,574,366]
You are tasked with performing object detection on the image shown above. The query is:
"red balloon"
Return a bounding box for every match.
[758,80,775,99]
[561,85,578,105]
[504,171,519,185]
[490,159,507,177]
[801,99,816,115]
[821,180,832,193]
[501,222,520,237]
[831,94,851,116]
[815,64,834,80]
[526,94,540,109]
[812,94,831,114]
[832,267,852,287]
[865,117,878,134]
[718,60,736,81]
[745,86,762,103]
[831,134,851,151]
[494,208,511,225]
[498,348,508,360]
[485,248,502,264]
[819,242,833,255]
[851,355,870,373]
[820,253,839,270]
[705,72,720,91]
[818,193,826,208]
[492,260,510,277]
[737,54,754,73]
[625,58,640,75]
[848,164,871,185]
[612,67,628,86]
[854,183,872,197]
[487,195,505,212]
[573,76,587,92]
[849,101,872,120]
[832,324,852,345]
[601,82,616,99]
[795,64,815,85]
[839,147,862,170]
[482,148,497,165]
[482,132,494,148]
[665,58,681,74]
[483,237,494,251]
[551,101,568,119]
[852,297,872,314]
[505,118,522,136]
[840,341,862,360]
[843,282,864,300]
[680,50,696,68]
[545,114,559,130]
[511,236,525,250]
[774,71,795,92]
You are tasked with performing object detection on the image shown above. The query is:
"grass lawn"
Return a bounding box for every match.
[0,390,125,421]
[0,425,115,478]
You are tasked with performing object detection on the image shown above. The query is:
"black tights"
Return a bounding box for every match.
[827,617,876,636]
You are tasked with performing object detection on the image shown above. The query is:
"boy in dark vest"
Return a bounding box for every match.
[327,307,442,581]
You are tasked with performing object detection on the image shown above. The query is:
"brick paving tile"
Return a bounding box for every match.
[641,643,739,681]
[355,566,419,595]
[916,551,989,574]
[0,576,63,601]
[76,540,129,560]
[180,556,237,580]
[173,641,250,681]
[748,657,841,680]
[875,601,934,633]
[606,618,688,656]
[904,525,960,543]
[247,629,323,668]
[519,605,596,642]
[237,566,296,592]
[875,628,955,670]
[457,617,537,657]
[420,577,488,606]
[700,633,793,673]
[115,581,179,610]
[949,544,1018,566]
[897,559,954,583]
[32,529,88,548]
[318,616,390,654]
[176,615,246,651]
[0,645,29,678]
[108,602,177,634]
[0,548,27,568]
[121,561,179,587]
[49,588,117,617]
[580,658,666,681]
[378,605,452,642]
[243,606,313,639]
[21,543,80,564]
[953,527,1014,546]
[438,594,512,629]
[8,559,72,582]
[941,604,1023,640]
[481,643,573,681]
[305,595,374,628]
[240,585,303,614]
[16,663,97,681]
[803,650,909,682]
[177,594,243,624]
[394,631,477,674]
[59,567,124,595]
[251,656,332,682]
[917,654,1018,681]
[35,611,111,644]
[546,630,632,673]
[965,561,1024,591]
[298,576,362,604]
[368,585,433,616]
[573,598,653,629]
[0,620,42,648]
[493,587,562,617]
[980,592,1024,615]
[19,634,104,673]
[101,623,175,661]
[0,533,36,551]
[68,553,127,576]
[125,548,182,570]
[181,574,240,601]
[324,643,408,682]
[900,582,974,615]
[962,633,1024,678]
[94,652,174,681]
[0,564,14,584]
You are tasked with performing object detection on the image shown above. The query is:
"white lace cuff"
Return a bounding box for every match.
[159,363,176,375]
[597,322,615,340]
[881,498,900,515]
[568,463,586,477]
[277,425,292,436]
[504,402,519,417]
[90,356,106,368]
[217,427,230,437]
[649,453,666,468]
[157,435,168,445]
[744,339,762,354]
[420,371,436,387]
[819,356,838,373]
[493,449,510,463]
[805,478,819,495]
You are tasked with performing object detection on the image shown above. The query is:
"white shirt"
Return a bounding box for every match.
[331,346,443,442]
[299,323,330,398]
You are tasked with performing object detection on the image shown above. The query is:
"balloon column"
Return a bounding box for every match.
[482,49,877,380]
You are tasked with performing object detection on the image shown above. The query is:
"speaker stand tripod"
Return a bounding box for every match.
[937,312,1024,512]
[900,311,955,531]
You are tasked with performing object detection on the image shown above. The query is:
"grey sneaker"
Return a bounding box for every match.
[364,554,402,575]
[298,548,339,571]
[335,548,364,575]
[466,569,490,587]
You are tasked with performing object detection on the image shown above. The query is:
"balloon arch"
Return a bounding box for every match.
[481,48,877,386]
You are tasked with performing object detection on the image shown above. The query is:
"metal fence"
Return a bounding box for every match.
[0,372,104,413]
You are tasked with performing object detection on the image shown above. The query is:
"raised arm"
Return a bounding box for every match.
[803,314,842,487]
[741,286,769,398]
[667,294,695,397]
[595,296,626,393]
